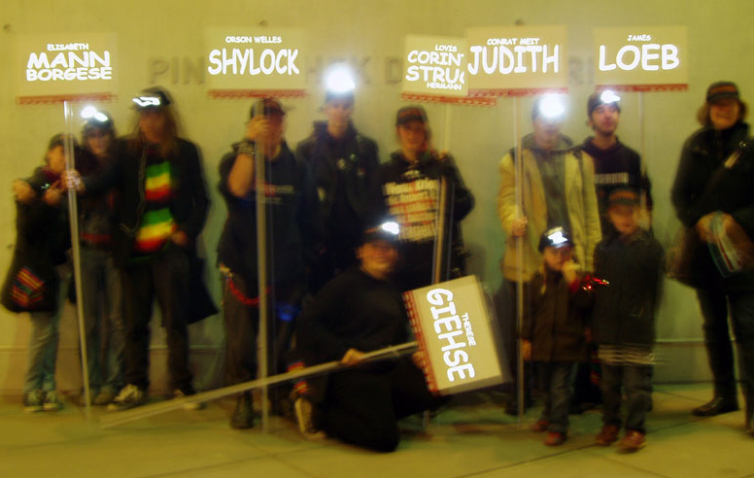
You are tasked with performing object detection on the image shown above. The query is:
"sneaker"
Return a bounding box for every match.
[107,384,147,412]
[595,424,620,446]
[531,420,549,432]
[544,431,567,446]
[174,387,205,411]
[294,397,325,440]
[23,390,44,413]
[43,391,64,411]
[230,393,254,430]
[619,430,646,451]
[93,388,118,406]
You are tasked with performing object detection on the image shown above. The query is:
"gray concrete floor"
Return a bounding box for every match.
[0,384,752,478]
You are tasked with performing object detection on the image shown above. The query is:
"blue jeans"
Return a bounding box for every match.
[80,248,125,393]
[23,266,68,395]
[537,362,575,434]
[601,363,653,434]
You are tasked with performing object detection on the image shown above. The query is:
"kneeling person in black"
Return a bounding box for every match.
[294,223,442,452]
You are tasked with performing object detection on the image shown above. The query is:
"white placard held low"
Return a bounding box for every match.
[404,275,508,395]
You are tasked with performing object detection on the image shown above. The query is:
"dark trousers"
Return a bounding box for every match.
[536,362,574,434]
[222,273,301,388]
[697,287,754,424]
[120,246,192,391]
[323,357,443,452]
[697,288,738,400]
[601,364,653,434]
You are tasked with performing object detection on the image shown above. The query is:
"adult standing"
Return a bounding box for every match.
[497,96,601,413]
[76,110,125,406]
[296,66,380,291]
[671,81,754,429]
[218,98,320,428]
[376,105,474,292]
[73,87,211,411]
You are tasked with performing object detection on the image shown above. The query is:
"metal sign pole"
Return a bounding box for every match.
[63,101,92,420]
[255,136,269,432]
[513,96,525,426]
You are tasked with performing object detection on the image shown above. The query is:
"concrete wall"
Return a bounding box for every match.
[2,0,753,392]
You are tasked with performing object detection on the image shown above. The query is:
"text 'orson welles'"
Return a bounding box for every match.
[207,35,299,76]
[426,288,477,382]
[26,43,112,82]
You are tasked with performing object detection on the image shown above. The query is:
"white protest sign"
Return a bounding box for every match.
[466,25,568,96]
[404,275,508,395]
[205,27,307,98]
[594,26,688,91]
[15,32,117,104]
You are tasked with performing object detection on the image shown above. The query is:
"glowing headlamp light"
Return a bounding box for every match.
[132,96,162,108]
[548,230,568,247]
[81,106,109,123]
[324,64,356,95]
[538,94,566,120]
[380,221,400,236]
[600,90,621,105]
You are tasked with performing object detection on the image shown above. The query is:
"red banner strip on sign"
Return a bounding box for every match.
[403,290,439,394]
[18,93,116,105]
[595,84,689,92]
[208,89,307,99]
[400,92,497,107]
[468,87,568,98]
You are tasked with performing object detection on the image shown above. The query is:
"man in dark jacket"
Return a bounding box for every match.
[582,91,653,235]
[218,98,321,429]
[74,88,211,411]
[296,69,380,291]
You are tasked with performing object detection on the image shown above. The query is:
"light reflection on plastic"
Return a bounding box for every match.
[324,64,356,94]
[539,94,566,119]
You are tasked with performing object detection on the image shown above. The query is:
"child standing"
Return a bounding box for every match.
[592,188,664,451]
[1,134,77,412]
[523,227,591,446]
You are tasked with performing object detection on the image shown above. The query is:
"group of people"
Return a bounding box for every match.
[2,75,753,453]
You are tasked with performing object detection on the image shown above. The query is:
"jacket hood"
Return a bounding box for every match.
[522,133,574,155]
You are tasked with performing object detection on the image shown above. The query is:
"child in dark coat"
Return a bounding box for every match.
[592,188,664,452]
[522,227,592,446]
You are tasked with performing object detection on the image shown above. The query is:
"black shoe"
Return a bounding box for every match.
[691,397,739,417]
[230,393,254,429]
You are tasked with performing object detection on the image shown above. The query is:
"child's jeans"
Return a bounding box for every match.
[537,362,575,434]
[601,363,653,434]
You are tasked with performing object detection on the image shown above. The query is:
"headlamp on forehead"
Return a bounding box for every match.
[600,90,621,105]
[132,96,162,108]
[81,105,109,123]
[538,94,566,120]
[380,221,400,236]
[324,64,356,95]
[548,230,568,246]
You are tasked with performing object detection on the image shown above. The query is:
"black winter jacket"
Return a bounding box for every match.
[592,230,664,347]
[671,122,754,291]
[522,269,591,363]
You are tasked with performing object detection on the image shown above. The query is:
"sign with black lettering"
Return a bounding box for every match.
[15,32,117,104]
[466,26,568,96]
[404,276,508,395]
[594,26,688,91]
[205,27,306,98]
